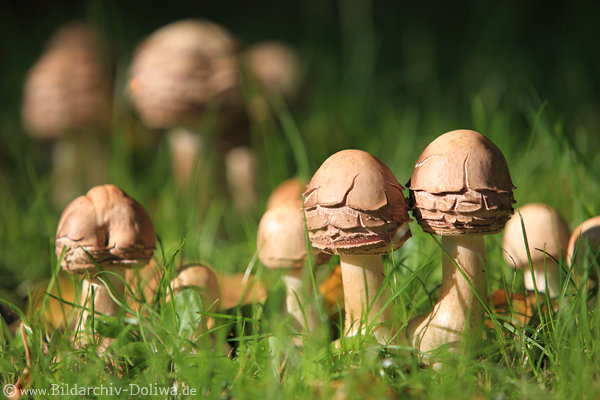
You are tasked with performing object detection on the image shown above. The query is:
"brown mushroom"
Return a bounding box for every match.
[304,149,411,344]
[503,203,570,298]
[242,41,299,123]
[266,177,306,210]
[22,21,111,207]
[128,19,240,130]
[405,129,515,355]
[567,216,600,285]
[257,203,323,334]
[166,264,220,341]
[55,184,155,345]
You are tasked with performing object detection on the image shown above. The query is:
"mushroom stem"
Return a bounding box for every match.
[408,235,487,354]
[281,269,319,334]
[524,262,560,298]
[79,268,126,329]
[340,254,391,344]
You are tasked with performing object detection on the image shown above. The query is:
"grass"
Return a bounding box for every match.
[2,0,600,398]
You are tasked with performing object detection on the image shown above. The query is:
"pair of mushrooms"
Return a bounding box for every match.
[302,129,515,353]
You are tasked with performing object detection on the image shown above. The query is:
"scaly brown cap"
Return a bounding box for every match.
[503,203,570,267]
[257,204,310,269]
[22,22,110,140]
[408,130,515,235]
[56,184,156,272]
[566,216,600,269]
[304,149,411,255]
[127,19,240,129]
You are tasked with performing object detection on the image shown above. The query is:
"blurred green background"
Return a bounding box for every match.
[1,0,599,314]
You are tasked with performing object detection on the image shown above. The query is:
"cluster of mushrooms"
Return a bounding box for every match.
[21,18,600,366]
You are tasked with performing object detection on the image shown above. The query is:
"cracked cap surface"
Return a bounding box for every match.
[304,149,411,255]
[55,184,156,272]
[408,130,515,235]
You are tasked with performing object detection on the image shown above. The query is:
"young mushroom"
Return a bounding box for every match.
[55,184,155,346]
[166,264,220,341]
[257,203,322,335]
[304,149,411,344]
[266,177,306,210]
[405,130,515,355]
[503,203,570,298]
[567,216,600,287]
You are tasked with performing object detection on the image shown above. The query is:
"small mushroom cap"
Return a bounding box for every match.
[257,204,309,269]
[242,41,298,99]
[566,216,600,269]
[266,177,306,210]
[304,149,411,255]
[22,22,110,140]
[127,19,240,129]
[55,184,156,272]
[168,264,220,304]
[503,203,570,268]
[408,130,515,235]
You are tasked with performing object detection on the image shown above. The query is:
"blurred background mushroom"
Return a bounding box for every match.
[127,19,247,211]
[165,264,220,343]
[567,216,600,291]
[21,21,112,208]
[257,203,323,337]
[503,203,570,298]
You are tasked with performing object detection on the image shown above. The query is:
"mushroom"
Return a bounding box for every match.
[503,203,570,298]
[405,129,515,354]
[166,264,220,340]
[304,149,411,344]
[127,19,242,193]
[567,216,600,285]
[257,203,323,334]
[55,184,155,345]
[266,177,306,210]
[242,41,299,123]
[128,19,240,130]
[22,21,111,207]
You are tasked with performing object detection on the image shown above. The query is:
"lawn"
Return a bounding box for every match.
[1,0,600,399]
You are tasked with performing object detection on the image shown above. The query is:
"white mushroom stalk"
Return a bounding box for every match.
[405,130,515,356]
[304,149,412,344]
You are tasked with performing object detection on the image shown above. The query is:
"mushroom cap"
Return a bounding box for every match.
[168,264,220,304]
[266,177,306,210]
[55,184,156,272]
[304,149,411,255]
[503,203,570,268]
[407,129,515,235]
[257,204,310,269]
[243,41,298,99]
[22,23,110,140]
[127,19,240,129]
[566,216,600,269]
